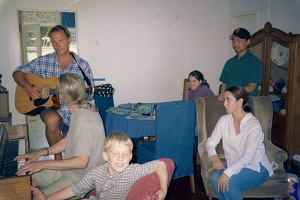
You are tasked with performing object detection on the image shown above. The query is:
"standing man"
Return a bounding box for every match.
[219,28,263,98]
[12,25,94,160]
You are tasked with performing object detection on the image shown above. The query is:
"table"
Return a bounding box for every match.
[105,110,155,139]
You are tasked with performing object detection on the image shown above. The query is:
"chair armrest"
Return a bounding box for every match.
[264,141,288,173]
[199,152,213,168]
[198,142,225,169]
[264,141,288,163]
[198,141,213,165]
[198,141,207,159]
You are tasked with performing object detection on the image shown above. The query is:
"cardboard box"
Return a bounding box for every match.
[0,113,11,125]
[4,124,28,139]
[0,92,9,118]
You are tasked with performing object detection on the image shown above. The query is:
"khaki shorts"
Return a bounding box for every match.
[34,170,81,196]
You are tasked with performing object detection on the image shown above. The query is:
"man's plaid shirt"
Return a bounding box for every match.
[15,51,94,126]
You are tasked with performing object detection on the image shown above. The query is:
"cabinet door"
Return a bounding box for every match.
[248,40,265,95]
[269,39,290,151]
[249,23,300,172]
[269,40,289,104]
[288,36,300,159]
[248,22,293,152]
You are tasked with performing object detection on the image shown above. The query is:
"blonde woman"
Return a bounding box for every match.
[15,73,105,198]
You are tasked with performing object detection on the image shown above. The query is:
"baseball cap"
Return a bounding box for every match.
[229,28,250,40]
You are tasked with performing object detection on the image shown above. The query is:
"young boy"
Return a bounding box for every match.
[31,132,168,200]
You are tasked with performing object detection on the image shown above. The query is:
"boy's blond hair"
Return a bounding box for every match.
[104,132,133,152]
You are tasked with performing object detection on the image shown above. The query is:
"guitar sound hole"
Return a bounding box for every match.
[34,97,50,107]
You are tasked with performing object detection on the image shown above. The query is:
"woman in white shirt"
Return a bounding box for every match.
[206,86,273,200]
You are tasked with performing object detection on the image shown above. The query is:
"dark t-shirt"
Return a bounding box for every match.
[219,50,263,96]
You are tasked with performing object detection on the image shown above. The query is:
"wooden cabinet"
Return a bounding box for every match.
[249,22,300,171]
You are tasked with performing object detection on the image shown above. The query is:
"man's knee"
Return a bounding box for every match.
[41,110,61,127]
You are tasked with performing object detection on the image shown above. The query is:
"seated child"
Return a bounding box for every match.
[31,132,169,200]
[188,70,214,101]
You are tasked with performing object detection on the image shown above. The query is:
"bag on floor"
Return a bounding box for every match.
[274,173,299,200]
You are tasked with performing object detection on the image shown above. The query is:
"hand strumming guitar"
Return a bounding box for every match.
[24,84,42,100]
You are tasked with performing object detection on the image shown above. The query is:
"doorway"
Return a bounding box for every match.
[229,13,258,57]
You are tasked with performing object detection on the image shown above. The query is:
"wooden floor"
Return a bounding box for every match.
[166,165,209,200]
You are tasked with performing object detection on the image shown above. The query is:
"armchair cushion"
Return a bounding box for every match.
[126,158,175,200]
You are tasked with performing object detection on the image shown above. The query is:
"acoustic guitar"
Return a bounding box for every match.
[15,74,114,115]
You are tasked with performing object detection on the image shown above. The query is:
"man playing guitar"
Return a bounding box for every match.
[12,25,94,160]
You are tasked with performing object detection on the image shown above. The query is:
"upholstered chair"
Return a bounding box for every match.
[197,96,289,199]
[126,158,175,200]
[137,100,196,193]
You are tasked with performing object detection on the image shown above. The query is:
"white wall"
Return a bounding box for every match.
[230,0,300,33]
[0,0,299,125]
[76,0,230,104]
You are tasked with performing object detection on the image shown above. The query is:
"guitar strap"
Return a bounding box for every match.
[70,53,115,97]
[70,52,92,88]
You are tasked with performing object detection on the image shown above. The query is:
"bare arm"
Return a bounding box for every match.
[16,155,89,175]
[155,160,168,200]
[218,83,257,101]
[12,71,29,89]
[244,83,257,93]
[47,137,68,155]
[211,155,225,170]
[41,156,89,171]
[220,83,226,94]
[42,137,89,170]
[31,186,75,200]
[218,83,227,100]
[15,137,68,164]
[47,186,75,200]
[12,71,41,99]
[16,137,89,175]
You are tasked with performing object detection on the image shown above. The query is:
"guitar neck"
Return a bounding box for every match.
[47,87,110,96]
[44,85,113,98]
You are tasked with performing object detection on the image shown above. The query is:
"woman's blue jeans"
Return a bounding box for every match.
[210,162,269,200]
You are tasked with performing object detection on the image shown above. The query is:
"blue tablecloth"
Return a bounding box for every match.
[105,111,155,138]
